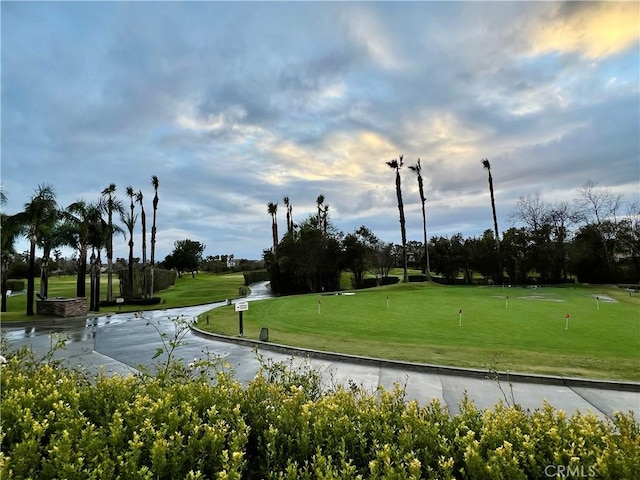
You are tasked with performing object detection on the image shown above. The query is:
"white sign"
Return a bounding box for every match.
[235,301,249,312]
[116,298,124,304]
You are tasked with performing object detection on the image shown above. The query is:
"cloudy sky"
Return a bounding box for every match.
[2,1,639,262]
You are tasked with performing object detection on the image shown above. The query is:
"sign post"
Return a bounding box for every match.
[459,309,463,327]
[565,313,570,330]
[235,301,249,336]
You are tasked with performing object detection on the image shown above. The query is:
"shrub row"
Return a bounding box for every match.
[1,347,638,479]
[5,279,25,292]
[243,270,270,286]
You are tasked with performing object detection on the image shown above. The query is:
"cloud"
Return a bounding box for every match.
[531,1,639,58]
[1,1,638,262]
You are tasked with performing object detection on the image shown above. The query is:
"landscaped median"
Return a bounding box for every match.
[1,343,638,479]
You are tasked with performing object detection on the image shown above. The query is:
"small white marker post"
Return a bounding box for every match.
[459,309,463,327]
[565,313,570,330]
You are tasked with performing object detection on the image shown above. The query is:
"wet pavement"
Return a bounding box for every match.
[2,282,639,419]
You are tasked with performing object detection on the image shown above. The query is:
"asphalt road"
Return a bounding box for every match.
[3,282,638,420]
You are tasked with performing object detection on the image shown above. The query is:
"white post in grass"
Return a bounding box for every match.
[596,296,600,311]
[317,299,321,314]
[565,313,570,330]
[459,308,463,327]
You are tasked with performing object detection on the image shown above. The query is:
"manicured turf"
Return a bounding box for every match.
[1,272,245,321]
[199,282,640,381]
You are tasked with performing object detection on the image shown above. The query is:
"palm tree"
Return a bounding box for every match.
[0,212,20,312]
[267,202,278,254]
[150,175,159,297]
[322,204,329,238]
[100,184,125,302]
[15,184,59,315]
[136,190,148,297]
[481,158,503,283]
[408,159,431,281]
[87,215,108,311]
[61,200,103,298]
[283,196,293,234]
[386,155,408,283]
[125,186,137,298]
[37,222,66,300]
[1,188,23,312]
[316,194,325,229]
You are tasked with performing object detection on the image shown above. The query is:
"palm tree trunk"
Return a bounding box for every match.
[420,200,431,281]
[77,245,88,298]
[26,238,36,316]
[150,176,159,298]
[128,237,134,298]
[488,172,503,283]
[106,209,114,302]
[40,245,51,299]
[395,172,408,283]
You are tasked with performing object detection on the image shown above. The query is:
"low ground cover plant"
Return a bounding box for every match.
[1,334,638,479]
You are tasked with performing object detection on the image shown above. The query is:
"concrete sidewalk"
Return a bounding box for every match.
[3,308,639,420]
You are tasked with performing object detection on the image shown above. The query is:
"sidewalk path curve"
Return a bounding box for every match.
[3,282,638,419]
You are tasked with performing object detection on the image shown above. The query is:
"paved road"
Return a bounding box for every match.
[3,282,639,420]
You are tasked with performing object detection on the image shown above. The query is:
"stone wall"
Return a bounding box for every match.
[37,298,87,317]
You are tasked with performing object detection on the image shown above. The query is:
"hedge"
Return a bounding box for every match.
[243,270,270,286]
[5,279,25,292]
[1,341,638,479]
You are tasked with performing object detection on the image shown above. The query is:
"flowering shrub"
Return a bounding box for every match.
[1,344,638,479]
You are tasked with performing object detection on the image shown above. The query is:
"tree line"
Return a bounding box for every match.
[1,177,160,315]
[265,161,639,295]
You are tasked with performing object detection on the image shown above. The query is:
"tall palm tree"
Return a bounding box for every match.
[61,200,103,298]
[136,190,148,297]
[386,155,408,283]
[283,196,293,234]
[125,186,137,298]
[16,184,59,315]
[481,158,503,283]
[100,184,125,302]
[408,159,431,281]
[150,175,159,297]
[267,202,278,254]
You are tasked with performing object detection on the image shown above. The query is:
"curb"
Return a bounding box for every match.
[190,325,640,393]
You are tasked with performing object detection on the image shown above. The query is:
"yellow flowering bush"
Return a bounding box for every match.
[1,345,638,479]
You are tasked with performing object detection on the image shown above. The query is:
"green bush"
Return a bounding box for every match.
[243,270,270,286]
[5,279,25,292]
[1,342,638,479]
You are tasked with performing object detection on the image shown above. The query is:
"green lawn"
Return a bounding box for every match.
[1,272,246,322]
[198,282,640,381]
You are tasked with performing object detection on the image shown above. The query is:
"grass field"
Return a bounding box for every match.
[1,272,246,322]
[198,282,640,381]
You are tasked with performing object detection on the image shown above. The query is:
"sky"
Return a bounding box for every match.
[2,1,639,262]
